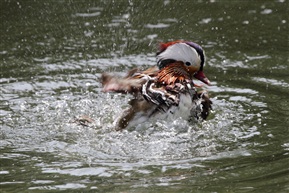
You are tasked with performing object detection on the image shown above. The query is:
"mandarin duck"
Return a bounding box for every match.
[102,41,212,131]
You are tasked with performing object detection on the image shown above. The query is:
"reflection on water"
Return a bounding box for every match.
[1,0,288,192]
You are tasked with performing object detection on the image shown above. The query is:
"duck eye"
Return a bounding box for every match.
[185,62,191,66]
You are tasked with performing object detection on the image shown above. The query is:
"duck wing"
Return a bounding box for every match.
[101,67,159,95]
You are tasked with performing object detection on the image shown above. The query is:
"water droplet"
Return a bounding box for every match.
[242,20,249,25]
[261,9,272,14]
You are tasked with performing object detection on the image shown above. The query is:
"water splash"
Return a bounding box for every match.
[0,56,264,181]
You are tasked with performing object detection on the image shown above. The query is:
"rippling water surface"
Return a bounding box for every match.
[1,1,288,192]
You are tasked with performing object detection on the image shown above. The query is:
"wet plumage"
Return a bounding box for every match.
[101,41,212,131]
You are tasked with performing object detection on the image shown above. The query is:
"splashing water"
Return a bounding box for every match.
[2,83,257,172]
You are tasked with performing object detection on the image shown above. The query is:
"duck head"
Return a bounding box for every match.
[156,41,211,85]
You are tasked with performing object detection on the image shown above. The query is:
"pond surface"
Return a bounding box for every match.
[1,0,288,192]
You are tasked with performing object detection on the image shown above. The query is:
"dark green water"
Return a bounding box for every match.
[1,0,288,192]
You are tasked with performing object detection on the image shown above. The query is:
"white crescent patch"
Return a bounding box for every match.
[157,43,201,67]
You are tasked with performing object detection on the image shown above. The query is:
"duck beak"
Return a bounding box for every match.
[194,71,211,85]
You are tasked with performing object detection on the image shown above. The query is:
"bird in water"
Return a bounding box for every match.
[101,40,212,131]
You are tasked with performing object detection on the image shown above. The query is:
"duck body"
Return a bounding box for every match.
[101,41,212,131]
[123,92,197,130]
